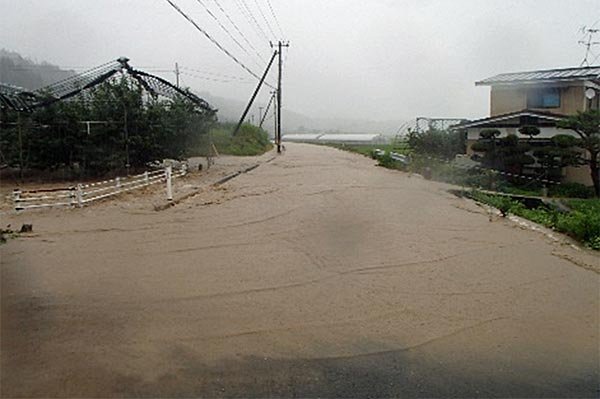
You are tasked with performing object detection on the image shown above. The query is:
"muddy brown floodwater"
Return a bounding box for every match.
[1,143,599,398]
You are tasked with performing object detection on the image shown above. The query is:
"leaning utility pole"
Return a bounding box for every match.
[259,91,275,128]
[272,41,289,153]
[232,50,278,136]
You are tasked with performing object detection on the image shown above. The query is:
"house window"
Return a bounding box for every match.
[527,88,561,108]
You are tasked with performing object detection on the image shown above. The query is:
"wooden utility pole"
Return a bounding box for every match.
[273,41,289,153]
[273,92,278,145]
[175,62,180,88]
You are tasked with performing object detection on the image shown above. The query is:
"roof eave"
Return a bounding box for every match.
[476,76,600,86]
[453,110,566,129]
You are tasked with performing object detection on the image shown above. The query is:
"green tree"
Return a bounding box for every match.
[407,127,465,159]
[0,76,216,178]
[471,129,501,169]
[557,110,600,196]
[518,125,540,141]
[533,135,584,180]
[472,130,534,176]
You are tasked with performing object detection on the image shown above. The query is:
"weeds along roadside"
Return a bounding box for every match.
[466,190,600,250]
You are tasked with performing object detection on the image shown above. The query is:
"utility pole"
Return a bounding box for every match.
[273,91,278,144]
[272,41,289,153]
[175,62,180,88]
[259,106,264,125]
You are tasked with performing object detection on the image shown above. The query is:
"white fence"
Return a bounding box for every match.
[12,165,187,211]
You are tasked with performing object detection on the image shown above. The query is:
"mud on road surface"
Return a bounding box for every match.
[1,143,598,398]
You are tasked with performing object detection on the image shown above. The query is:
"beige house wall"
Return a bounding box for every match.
[564,164,593,186]
[490,85,586,116]
[490,87,526,116]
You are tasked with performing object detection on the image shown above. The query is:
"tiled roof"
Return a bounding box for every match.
[476,66,600,85]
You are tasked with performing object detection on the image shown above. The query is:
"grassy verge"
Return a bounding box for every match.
[467,190,600,250]
[199,123,273,156]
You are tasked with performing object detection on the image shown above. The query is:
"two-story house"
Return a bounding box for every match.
[458,66,600,186]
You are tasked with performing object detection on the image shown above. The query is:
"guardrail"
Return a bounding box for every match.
[12,164,187,211]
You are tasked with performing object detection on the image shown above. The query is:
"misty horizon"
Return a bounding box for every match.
[1,0,598,126]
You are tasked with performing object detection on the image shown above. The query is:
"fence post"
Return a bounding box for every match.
[116,176,121,189]
[144,171,149,184]
[69,186,77,207]
[76,184,84,208]
[12,189,21,211]
[166,166,173,201]
[181,163,188,176]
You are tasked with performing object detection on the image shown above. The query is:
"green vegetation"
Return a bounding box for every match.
[556,110,600,197]
[407,128,465,160]
[468,190,600,250]
[548,182,596,199]
[204,122,272,156]
[472,131,535,174]
[0,77,216,178]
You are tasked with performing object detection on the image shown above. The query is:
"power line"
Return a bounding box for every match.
[265,0,285,39]
[163,0,274,89]
[211,0,268,63]
[179,66,251,81]
[235,0,271,44]
[194,0,265,69]
[180,66,274,87]
[179,70,253,84]
[253,0,278,41]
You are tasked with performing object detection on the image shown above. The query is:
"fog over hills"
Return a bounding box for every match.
[200,91,405,136]
[0,49,76,90]
[0,50,404,135]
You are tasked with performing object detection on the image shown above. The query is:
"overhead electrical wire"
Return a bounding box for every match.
[194,0,265,69]
[179,70,253,84]
[234,0,271,44]
[265,0,285,38]
[253,0,278,41]
[163,0,275,89]
[180,66,251,81]
[211,0,268,63]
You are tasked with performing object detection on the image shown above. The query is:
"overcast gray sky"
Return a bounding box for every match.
[1,0,599,123]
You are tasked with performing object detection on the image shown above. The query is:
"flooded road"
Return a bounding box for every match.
[2,143,598,397]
